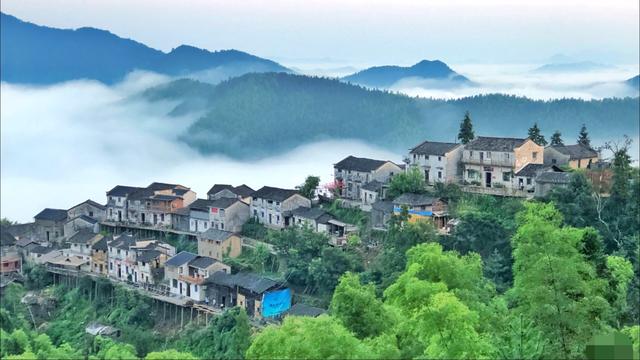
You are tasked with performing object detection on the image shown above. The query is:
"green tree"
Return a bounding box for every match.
[527,122,547,145]
[512,202,612,358]
[606,256,634,327]
[298,175,320,200]
[550,130,564,146]
[457,111,475,145]
[387,166,426,199]
[578,124,591,147]
[145,350,197,360]
[246,315,372,359]
[330,272,394,339]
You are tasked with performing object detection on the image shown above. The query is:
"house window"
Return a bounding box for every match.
[194,284,198,292]
[390,172,394,177]
[426,155,430,160]
[109,209,113,216]
[253,210,258,217]
[503,172,512,181]
[413,154,417,160]
[438,171,442,179]
[552,159,557,164]
[532,152,538,160]
[526,178,532,185]
[220,223,224,230]
[480,152,484,161]
[117,249,120,255]
[469,151,473,157]
[438,156,442,161]
[161,214,165,222]
[110,262,113,270]
[506,153,510,159]
[172,279,177,288]
[486,152,491,159]
[276,215,280,223]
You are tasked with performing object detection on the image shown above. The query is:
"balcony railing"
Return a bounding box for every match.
[462,156,514,168]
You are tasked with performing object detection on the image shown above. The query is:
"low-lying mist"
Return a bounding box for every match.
[0,73,400,223]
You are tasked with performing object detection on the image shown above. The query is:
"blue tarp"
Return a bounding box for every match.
[261,288,292,317]
[393,206,433,216]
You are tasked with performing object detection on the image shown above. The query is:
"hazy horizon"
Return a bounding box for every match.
[1,0,638,66]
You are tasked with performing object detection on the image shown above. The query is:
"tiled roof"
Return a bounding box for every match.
[69,199,106,211]
[106,185,143,197]
[252,186,301,202]
[109,234,137,250]
[233,185,255,197]
[34,208,68,222]
[291,207,331,221]
[137,249,161,263]
[536,172,571,184]
[334,156,389,172]
[66,215,98,225]
[286,303,326,317]
[189,256,219,269]
[207,184,234,195]
[68,229,99,244]
[92,237,108,251]
[165,251,198,267]
[393,193,435,206]
[30,245,53,254]
[206,272,279,294]
[515,163,551,177]
[465,137,528,152]
[201,228,235,241]
[410,141,461,156]
[550,144,599,160]
[371,200,394,212]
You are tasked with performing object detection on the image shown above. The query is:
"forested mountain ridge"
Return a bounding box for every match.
[342,59,471,88]
[143,73,640,159]
[0,12,289,84]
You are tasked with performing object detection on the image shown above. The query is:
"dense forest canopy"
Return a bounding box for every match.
[143,73,640,159]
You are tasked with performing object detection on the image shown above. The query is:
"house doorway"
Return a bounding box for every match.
[141,213,146,223]
[485,172,492,188]
[118,211,122,222]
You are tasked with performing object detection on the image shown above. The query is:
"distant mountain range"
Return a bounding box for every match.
[0,12,289,84]
[342,60,471,88]
[626,75,640,91]
[142,73,639,159]
[532,61,615,73]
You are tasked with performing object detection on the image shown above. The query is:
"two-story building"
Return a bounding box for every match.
[188,198,250,233]
[207,184,255,203]
[462,137,544,190]
[408,141,463,184]
[513,164,564,193]
[165,251,230,302]
[334,156,403,201]
[544,144,599,169]
[126,183,197,228]
[33,208,68,243]
[250,187,311,229]
[107,234,138,281]
[67,199,106,221]
[106,186,143,223]
[289,207,357,246]
[197,229,242,261]
[1,227,22,278]
[64,215,99,239]
[90,236,109,275]
[67,228,102,263]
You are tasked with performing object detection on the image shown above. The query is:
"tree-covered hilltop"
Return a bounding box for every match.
[143,73,639,159]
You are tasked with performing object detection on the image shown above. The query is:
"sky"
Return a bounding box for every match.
[1,0,639,67]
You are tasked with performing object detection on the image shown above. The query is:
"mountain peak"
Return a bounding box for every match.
[342,59,469,88]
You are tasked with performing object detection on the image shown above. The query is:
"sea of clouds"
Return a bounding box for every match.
[2,63,638,222]
[0,72,400,222]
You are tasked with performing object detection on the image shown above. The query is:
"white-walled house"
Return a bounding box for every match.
[461,137,544,190]
[250,187,311,229]
[164,251,230,302]
[334,156,403,201]
[408,141,463,184]
[188,198,250,233]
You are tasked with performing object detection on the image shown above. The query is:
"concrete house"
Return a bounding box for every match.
[334,156,403,201]
[188,198,250,233]
[534,172,572,198]
[393,193,449,229]
[544,144,599,169]
[107,234,137,281]
[90,236,109,275]
[462,137,544,190]
[197,229,242,261]
[126,183,197,228]
[359,180,385,209]
[106,185,143,223]
[68,199,106,222]
[1,227,21,278]
[165,251,230,302]
[250,187,311,229]
[289,207,356,246]
[207,184,255,203]
[67,228,102,262]
[370,201,394,230]
[64,215,98,238]
[514,164,564,193]
[33,208,68,243]
[204,272,286,318]
[408,141,463,184]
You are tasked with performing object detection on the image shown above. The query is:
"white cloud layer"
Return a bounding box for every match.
[0,74,400,222]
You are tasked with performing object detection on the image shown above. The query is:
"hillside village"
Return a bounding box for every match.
[0,129,615,322]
